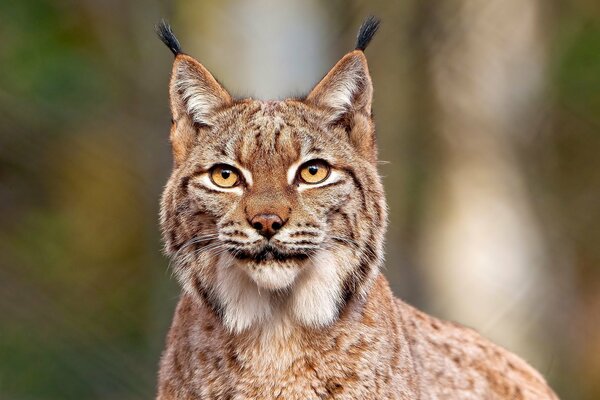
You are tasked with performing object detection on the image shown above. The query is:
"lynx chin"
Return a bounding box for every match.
[155,17,558,400]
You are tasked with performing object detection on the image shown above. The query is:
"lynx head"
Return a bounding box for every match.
[158,17,386,333]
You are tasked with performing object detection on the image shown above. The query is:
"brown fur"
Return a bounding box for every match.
[156,24,557,400]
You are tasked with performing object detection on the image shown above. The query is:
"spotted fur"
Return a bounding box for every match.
[156,17,557,399]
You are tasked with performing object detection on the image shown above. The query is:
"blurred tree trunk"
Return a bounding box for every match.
[417,0,553,367]
[177,0,330,100]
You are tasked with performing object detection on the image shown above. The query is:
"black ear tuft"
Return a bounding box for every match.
[355,16,380,51]
[156,19,182,56]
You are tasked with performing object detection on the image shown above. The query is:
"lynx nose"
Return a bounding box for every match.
[250,213,285,239]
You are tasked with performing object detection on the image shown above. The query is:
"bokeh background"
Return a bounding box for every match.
[1,0,599,398]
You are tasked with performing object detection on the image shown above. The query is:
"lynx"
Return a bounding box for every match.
[155,17,558,399]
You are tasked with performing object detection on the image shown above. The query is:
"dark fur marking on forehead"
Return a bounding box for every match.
[262,101,280,116]
[244,104,262,121]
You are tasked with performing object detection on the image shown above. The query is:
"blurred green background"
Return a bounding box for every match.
[1,0,599,398]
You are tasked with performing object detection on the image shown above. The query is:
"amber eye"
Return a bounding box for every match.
[299,160,330,184]
[210,165,240,188]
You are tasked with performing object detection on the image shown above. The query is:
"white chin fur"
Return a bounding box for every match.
[243,261,301,290]
[289,250,343,327]
[214,250,345,334]
[215,254,272,333]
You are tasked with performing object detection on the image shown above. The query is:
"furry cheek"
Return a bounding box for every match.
[214,253,273,333]
[289,250,346,328]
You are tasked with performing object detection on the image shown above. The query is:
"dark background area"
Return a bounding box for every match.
[1,0,599,398]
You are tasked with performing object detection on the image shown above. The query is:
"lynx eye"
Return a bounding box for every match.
[210,165,240,188]
[299,160,330,184]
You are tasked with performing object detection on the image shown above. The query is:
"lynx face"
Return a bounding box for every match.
[159,20,386,333]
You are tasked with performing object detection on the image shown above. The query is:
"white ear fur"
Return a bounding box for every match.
[169,54,232,126]
[306,50,373,121]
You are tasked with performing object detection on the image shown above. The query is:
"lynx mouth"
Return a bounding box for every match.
[231,245,310,264]
[231,244,313,290]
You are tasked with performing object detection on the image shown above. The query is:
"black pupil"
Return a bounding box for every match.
[221,169,231,180]
[308,165,319,175]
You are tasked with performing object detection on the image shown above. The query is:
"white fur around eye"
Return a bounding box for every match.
[287,159,304,185]
[196,174,244,195]
[297,170,341,192]
[287,157,340,190]
[237,165,253,187]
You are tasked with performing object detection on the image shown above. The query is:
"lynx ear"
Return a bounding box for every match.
[306,18,380,161]
[306,51,373,121]
[306,16,379,121]
[157,21,232,164]
[169,55,232,126]
[157,20,232,124]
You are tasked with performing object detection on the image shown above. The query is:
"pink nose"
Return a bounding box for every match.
[250,213,285,238]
